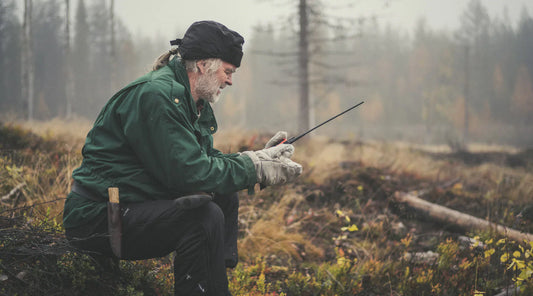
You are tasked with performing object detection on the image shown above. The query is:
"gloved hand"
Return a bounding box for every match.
[265,131,288,148]
[242,144,303,186]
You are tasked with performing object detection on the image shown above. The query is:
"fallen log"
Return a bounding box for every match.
[393,191,533,243]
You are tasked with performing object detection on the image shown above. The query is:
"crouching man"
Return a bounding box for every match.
[63,21,302,296]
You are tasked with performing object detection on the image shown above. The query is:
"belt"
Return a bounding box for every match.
[71,181,104,202]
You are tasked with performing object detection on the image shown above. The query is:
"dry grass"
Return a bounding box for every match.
[292,137,533,204]
[3,119,532,268]
[238,189,325,262]
[17,116,92,149]
[3,119,533,295]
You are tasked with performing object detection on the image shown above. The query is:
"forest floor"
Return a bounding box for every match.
[1,120,532,295]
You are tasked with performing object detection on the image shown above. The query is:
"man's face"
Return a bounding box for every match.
[196,61,236,104]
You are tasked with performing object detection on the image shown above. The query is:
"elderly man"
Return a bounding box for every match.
[63,21,302,295]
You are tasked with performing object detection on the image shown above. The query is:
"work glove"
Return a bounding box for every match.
[265,131,288,148]
[242,144,303,186]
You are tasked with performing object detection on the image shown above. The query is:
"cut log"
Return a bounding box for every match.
[393,191,533,243]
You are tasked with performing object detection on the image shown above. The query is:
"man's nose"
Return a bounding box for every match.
[225,74,233,86]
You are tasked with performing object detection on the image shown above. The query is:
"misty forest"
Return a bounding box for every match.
[1,0,532,146]
[1,0,533,295]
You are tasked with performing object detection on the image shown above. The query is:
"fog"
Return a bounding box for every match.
[1,0,533,148]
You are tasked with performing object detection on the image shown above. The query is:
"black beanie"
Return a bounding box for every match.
[170,21,244,67]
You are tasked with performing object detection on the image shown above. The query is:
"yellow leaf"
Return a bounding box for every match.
[515,259,525,269]
[345,216,351,222]
[501,253,509,263]
[347,224,358,232]
[485,238,493,245]
[513,251,521,258]
[336,210,344,216]
[357,185,364,191]
[497,238,506,246]
[484,249,495,258]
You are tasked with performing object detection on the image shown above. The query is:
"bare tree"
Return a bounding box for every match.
[21,0,34,121]
[64,0,74,118]
[253,0,363,134]
[298,0,310,133]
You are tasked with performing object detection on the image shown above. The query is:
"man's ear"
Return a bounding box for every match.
[196,60,207,74]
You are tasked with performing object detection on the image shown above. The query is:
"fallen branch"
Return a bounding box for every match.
[1,183,26,201]
[393,191,533,243]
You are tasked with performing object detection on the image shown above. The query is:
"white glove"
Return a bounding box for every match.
[265,131,288,148]
[243,144,302,186]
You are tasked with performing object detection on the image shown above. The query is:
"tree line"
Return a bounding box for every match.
[241,0,533,147]
[0,0,163,121]
[1,0,532,146]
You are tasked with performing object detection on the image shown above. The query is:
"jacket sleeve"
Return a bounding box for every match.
[116,86,257,194]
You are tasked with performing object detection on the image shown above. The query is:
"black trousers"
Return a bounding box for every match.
[65,192,239,296]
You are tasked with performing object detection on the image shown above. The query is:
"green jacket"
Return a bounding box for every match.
[63,57,257,229]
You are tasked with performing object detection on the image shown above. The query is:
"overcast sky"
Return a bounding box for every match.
[113,0,533,44]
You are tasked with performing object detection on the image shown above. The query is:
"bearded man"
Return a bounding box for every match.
[63,21,302,296]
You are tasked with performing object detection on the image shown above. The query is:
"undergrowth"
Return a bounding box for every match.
[1,121,532,295]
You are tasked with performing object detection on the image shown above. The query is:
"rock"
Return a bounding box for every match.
[403,251,439,264]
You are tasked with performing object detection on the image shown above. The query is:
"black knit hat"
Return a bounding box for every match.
[170,21,244,67]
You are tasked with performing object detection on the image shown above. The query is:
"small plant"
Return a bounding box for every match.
[481,236,533,291]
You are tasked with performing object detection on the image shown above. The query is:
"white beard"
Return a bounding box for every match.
[196,71,222,104]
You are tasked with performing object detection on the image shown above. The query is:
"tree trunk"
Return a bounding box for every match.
[394,191,533,243]
[109,0,117,91]
[22,0,34,121]
[65,0,74,118]
[463,44,469,147]
[298,0,310,134]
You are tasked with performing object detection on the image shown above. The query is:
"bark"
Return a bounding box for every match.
[394,191,533,243]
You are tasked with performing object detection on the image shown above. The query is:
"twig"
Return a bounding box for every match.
[1,183,26,201]
[0,197,66,215]
[325,269,345,290]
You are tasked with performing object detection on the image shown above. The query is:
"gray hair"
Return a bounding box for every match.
[184,58,222,73]
[152,48,222,73]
